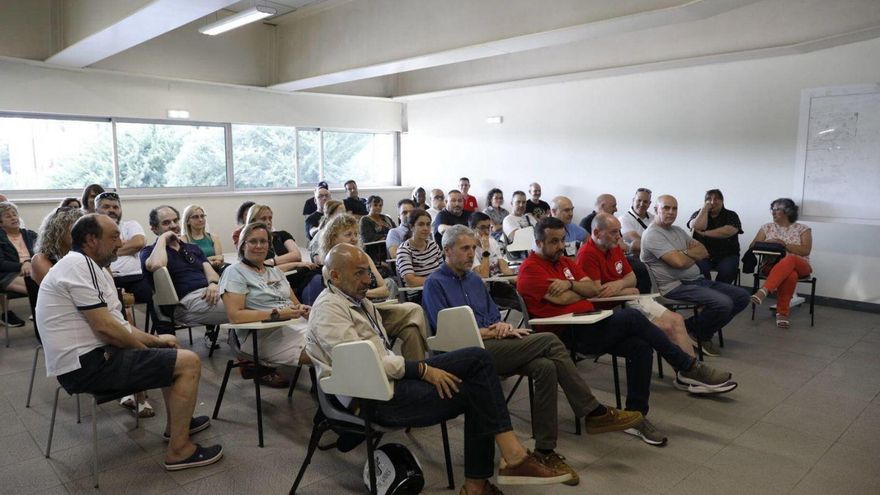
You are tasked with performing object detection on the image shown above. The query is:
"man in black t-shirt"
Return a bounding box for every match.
[342,179,368,216]
[305,186,332,240]
[301,181,329,216]
[525,182,551,218]
[432,190,471,245]
[687,189,743,285]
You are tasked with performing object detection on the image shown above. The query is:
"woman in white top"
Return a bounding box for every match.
[749,198,812,328]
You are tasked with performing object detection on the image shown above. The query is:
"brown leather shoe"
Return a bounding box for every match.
[497,450,572,485]
[458,481,503,495]
[539,452,579,486]
[585,407,643,434]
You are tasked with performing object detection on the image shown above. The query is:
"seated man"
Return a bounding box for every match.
[578,193,618,233]
[305,185,332,240]
[343,179,368,216]
[518,217,737,446]
[385,198,415,258]
[618,188,654,294]
[141,205,227,327]
[525,182,550,218]
[501,190,537,243]
[423,225,643,485]
[37,214,221,471]
[577,213,700,363]
[426,189,445,221]
[432,189,471,246]
[549,196,586,256]
[95,192,152,303]
[687,189,743,284]
[641,195,751,357]
[307,244,573,494]
[302,181,329,217]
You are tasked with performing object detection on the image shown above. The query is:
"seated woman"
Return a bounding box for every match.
[182,204,225,270]
[395,209,443,302]
[58,197,82,210]
[32,207,84,284]
[749,198,812,329]
[359,195,395,244]
[317,214,427,360]
[219,222,311,370]
[79,183,105,214]
[247,204,319,298]
[0,201,38,327]
[307,200,345,263]
[469,212,515,279]
[482,188,509,241]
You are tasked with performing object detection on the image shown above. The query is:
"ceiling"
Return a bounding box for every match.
[1,0,879,99]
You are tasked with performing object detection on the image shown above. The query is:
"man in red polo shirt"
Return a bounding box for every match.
[576,213,697,359]
[517,217,737,447]
[459,177,479,213]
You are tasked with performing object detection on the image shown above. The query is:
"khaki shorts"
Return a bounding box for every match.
[625,295,667,322]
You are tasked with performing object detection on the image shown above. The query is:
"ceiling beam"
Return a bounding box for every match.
[45,0,239,68]
[269,0,760,92]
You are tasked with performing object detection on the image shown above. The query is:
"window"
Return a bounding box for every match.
[296,129,320,185]
[0,117,113,190]
[232,124,296,189]
[116,122,227,188]
[322,131,395,186]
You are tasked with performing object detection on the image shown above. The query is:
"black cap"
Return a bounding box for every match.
[317,181,329,190]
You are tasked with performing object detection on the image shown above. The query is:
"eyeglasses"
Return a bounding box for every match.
[636,188,652,194]
[433,195,444,200]
[771,207,785,212]
[190,214,206,220]
[95,192,119,202]
[245,239,270,246]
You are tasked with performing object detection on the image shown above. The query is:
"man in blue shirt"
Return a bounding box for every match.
[550,196,586,256]
[422,225,643,485]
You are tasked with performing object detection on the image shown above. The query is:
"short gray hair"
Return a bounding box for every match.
[441,224,476,250]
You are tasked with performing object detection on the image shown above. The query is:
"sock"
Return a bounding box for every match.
[587,405,608,417]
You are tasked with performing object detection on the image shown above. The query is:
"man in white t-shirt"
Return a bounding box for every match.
[95,192,151,303]
[36,214,222,471]
[502,190,537,242]
[426,189,445,221]
[618,187,655,294]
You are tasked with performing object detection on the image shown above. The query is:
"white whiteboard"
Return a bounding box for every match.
[793,84,880,225]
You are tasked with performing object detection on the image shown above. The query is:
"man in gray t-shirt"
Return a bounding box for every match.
[640,195,749,356]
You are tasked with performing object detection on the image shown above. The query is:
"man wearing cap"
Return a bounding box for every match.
[302,181,330,216]
[305,186,332,240]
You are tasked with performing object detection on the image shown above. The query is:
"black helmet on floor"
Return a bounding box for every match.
[363,443,424,495]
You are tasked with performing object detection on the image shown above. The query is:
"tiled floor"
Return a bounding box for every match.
[1,300,879,494]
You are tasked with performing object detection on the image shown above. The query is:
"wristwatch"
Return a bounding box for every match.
[270,308,280,321]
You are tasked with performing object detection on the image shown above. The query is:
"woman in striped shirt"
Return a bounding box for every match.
[395,208,443,294]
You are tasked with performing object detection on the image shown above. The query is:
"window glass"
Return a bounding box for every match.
[297,129,320,185]
[322,131,395,186]
[232,124,296,189]
[116,122,227,188]
[0,117,113,190]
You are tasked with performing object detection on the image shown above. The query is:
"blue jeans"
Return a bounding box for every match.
[568,308,695,416]
[696,254,740,284]
[666,279,750,340]
[367,347,512,480]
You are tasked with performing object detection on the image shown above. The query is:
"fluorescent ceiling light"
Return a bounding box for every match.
[199,6,275,35]
[167,109,190,119]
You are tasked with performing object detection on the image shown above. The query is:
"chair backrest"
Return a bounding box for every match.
[152,267,180,306]
[427,306,484,352]
[321,340,393,401]
[25,276,40,342]
[505,226,535,253]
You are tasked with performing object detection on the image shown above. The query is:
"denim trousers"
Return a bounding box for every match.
[567,308,695,415]
[696,254,741,285]
[666,279,750,340]
[368,347,512,480]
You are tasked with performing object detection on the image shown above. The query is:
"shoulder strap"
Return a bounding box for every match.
[628,210,648,230]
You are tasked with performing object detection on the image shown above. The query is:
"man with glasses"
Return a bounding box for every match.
[95,192,152,304]
[141,205,227,327]
[305,186,333,240]
[426,188,445,222]
[549,196,586,257]
[619,187,655,293]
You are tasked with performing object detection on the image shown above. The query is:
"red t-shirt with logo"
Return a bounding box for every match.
[575,237,632,283]
[462,194,479,212]
[516,252,594,319]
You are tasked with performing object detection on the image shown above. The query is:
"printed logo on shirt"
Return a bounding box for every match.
[563,268,575,280]
[615,260,624,275]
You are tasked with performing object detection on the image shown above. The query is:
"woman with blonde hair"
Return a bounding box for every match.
[181,204,225,269]
[31,207,84,284]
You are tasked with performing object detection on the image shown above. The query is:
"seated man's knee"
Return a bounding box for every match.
[175,349,201,373]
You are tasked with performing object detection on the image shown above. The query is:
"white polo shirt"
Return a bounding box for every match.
[37,251,131,377]
[109,220,145,277]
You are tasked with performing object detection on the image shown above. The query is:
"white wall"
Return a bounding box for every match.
[403,37,880,303]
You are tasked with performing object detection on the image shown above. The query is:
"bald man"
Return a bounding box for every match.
[640,195,750,357]
[550,196,586,256]
[525,182,550,218]
[578,193,618,233]
[307,244,572,493]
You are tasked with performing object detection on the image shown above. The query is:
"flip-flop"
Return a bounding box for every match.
[137,400,155,418]
[119,395,137,410]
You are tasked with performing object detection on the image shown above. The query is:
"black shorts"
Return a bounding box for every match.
[57,346,177,396]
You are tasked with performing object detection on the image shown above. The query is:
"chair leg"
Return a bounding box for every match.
[364,409,378,495]
[252,338,264,448]
[290,422,326,494]
[3,293,9,348]
[611,355,622,409]
[505,375,524,404]
[92,396,99,488]
[207,325,219,357]
[188,328,193,346]
[656,352,664,379]
[288,366,303,399]
[718,328,725,348]
[527,377,536,434]
[76,394,81,423]
[440,421,454,489]
[26,345,42,407]
[212,360,235,419]
[810,279,816,327]
[45,386,63,457]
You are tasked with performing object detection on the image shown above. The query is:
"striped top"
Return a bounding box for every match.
[395,238,443,285]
